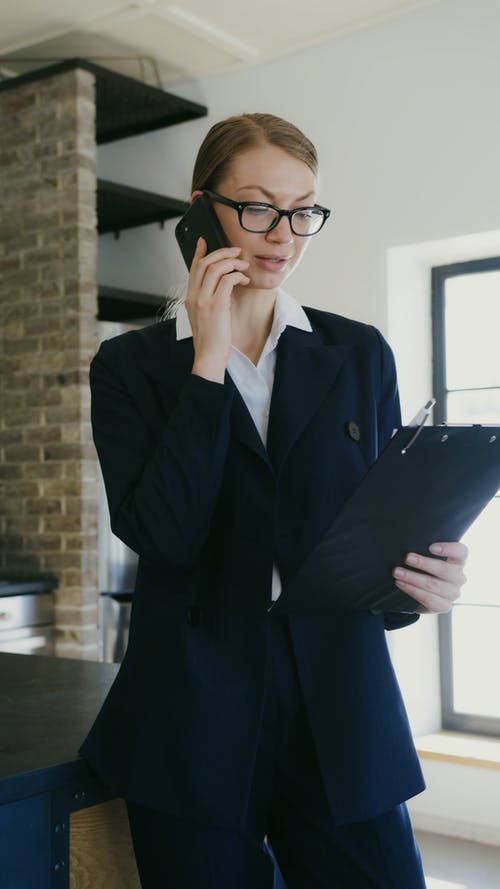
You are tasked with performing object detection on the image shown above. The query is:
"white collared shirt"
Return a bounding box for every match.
[176,290,313,601]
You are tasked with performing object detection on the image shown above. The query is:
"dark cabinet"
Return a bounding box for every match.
[0,652,140,888]
[0,795,51,889]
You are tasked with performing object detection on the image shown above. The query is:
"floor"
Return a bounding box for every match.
[416,830,500,889]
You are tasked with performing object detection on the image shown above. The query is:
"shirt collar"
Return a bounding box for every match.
[175,289,312,343]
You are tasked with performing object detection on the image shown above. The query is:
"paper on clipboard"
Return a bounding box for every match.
[272,423,500,615]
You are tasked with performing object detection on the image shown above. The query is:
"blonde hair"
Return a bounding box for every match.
[191,113,318,192]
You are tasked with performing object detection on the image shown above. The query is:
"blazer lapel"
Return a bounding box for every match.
[227,379,273,469]
[267,325,349,473]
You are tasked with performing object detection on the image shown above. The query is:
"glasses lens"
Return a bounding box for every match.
[291,208,325,235]
[241,204,280,232]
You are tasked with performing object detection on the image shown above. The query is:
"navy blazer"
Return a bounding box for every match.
[80,306,425,828]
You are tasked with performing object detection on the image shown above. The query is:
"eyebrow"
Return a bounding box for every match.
[235,185,316,203]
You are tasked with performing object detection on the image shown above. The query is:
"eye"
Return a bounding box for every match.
[293,208,317,221]
[245,204,274,217]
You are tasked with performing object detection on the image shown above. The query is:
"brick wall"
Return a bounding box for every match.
[0,67,100,659]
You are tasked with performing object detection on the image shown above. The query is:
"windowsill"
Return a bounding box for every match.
[415,731,500,771]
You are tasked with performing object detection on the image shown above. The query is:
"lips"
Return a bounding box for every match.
[254,255,291,272]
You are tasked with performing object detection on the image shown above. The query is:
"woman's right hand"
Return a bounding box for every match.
[185,237,250,383]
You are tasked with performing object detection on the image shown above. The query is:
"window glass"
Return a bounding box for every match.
[450,606,500,719]
[459,497,500,606]
[446,388,500,424]
[445,271,500,390]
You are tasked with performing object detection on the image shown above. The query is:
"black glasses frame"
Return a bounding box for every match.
[203,189,331,236]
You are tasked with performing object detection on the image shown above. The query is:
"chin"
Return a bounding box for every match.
[250,267,293,290]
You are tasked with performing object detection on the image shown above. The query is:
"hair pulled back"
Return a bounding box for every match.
[191,113,318,193]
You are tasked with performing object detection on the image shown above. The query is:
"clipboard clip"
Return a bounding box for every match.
[401,398,436,454]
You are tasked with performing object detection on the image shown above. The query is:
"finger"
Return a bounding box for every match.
[191,257,249,294]
[201,258,250,288]
[194,236,207,257]
[393,563,455,597]
[393,547,466,607]
[193,245,242,277]
[392,574,457,613]
[187,237,208,290]
[187,259,250,303]
[213,271,251,295]
[429,541,469,565]
[200,245,242,264]
[188,237,208,276]
[189,244,242,289]
[401,551,467,586]
[191,271,251,310]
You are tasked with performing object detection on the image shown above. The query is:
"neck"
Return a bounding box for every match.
[231,285,277,365]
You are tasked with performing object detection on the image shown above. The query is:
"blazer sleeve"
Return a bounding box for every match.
[371,325,402,453]
[90,339,234,571]
[371,327,421,632]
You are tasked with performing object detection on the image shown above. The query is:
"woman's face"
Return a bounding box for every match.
[203,143,318,291]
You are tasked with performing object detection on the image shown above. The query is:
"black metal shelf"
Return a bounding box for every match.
[97,285,174,322]
[0,57,207,143]
[97,179,188,235]
[0,57,197,318]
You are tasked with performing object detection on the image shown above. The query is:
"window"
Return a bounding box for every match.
[432,257,500,736]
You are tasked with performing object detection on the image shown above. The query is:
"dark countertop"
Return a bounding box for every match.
[0,575,58,596]
[0,652,119,806]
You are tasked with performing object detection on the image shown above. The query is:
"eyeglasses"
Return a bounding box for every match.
[203,189,331,237]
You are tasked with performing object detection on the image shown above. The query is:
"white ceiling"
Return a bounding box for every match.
[0,0,442,87]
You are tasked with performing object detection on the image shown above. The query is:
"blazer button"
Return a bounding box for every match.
[346,420,361,442]
[186,605,201,627]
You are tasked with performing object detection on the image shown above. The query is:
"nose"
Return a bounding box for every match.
[266,215,293,244]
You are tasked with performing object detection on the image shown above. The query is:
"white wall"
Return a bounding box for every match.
[98,0,500,327]
[98,0,500,841]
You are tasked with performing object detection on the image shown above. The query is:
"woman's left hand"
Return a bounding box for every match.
[392,541,468,614]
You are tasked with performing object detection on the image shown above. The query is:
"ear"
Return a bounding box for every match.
[190,189,203,205]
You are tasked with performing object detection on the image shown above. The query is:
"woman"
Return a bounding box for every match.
[81,113,467,888]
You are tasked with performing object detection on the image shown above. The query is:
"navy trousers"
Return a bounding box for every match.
[126,616,426,888]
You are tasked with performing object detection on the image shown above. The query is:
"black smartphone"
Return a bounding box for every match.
[175,195,228,269]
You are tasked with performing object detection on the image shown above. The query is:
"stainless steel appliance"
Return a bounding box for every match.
[0,578,56,655]
[97,320,139,662]
[100,591,133,663]
[98,451,136,662]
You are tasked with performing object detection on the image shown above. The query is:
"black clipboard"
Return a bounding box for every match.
[271,423,500,615]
